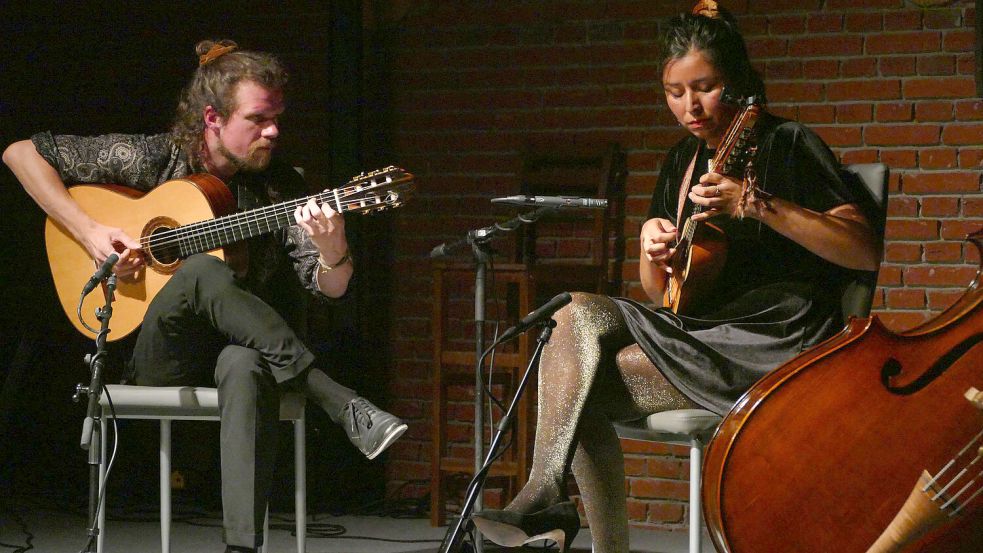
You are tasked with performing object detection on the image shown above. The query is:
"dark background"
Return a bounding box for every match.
[0,1,399,515]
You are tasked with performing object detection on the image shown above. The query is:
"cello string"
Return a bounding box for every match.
[925,427,983,493]
[930,432,982,507]
[941,463,982,515]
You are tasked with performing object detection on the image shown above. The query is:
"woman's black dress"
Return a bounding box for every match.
[614,113,870,415]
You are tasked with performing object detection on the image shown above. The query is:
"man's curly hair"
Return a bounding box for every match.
[170,39,288,169]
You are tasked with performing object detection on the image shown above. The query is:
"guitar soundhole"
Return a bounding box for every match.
[143,217,183,273]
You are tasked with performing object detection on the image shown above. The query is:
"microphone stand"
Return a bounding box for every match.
[75,273,117,553]
[430,206,558,553]
[439,321,556,553]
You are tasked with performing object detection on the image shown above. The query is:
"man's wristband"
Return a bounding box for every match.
[318,250,352,271]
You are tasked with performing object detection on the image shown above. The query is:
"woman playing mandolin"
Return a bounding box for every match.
[471,2,881,552]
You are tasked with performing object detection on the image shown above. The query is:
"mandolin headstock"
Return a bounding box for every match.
[710,97,762,179]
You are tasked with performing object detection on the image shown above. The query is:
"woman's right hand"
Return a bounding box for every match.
[640,217,677,273]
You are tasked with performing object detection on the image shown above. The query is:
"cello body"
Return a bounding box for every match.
[703,233,983,553]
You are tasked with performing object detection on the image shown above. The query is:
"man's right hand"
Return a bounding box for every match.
[79,221,144,278]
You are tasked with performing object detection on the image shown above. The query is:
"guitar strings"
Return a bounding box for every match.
[137,181,407,258]
[136,170,407,249]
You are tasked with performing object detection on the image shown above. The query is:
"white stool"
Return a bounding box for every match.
[614,409,722,553]
[96,384,307,553]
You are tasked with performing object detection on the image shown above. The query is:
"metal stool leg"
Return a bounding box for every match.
[160,419,171,553]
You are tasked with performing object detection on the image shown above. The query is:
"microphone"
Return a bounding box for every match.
[81,254,120,296]
[491,195,608,209]
[498,292,573,342]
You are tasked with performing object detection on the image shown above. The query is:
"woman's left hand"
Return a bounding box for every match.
[294,198,349,262]
[689,172,743,221]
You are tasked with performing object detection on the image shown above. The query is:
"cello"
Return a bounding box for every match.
[702,230,983,552]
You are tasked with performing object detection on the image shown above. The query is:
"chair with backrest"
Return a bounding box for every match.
[613,162,889,553]
[96,384,307,553]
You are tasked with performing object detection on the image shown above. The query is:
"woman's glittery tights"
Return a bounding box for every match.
[505,292,697,553]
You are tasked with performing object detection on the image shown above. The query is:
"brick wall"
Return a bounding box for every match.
[369,0,981,532]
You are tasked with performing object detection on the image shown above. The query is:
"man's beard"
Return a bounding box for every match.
[216,139,274,173]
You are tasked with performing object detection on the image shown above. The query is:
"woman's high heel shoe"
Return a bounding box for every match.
[471,500,580,552]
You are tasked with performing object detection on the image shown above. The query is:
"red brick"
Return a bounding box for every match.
[904,265,978,287]
[923,9,962,30]
[916,54,956,76]
[955,100,983,121]
[886,288,926,309]
[915,101,954,122]
[647,502,686,524]
[924,240,964,262]
[959,149,983,169]
[799,104,835,124]
[919,148,958,169]
[767,81,824,102]
[879,56,917,76]
[629,477,689,500]
[841,149,879,164]
[768,104,798,120]
[827,0,901,8]
[928,289,965,311]
[808,14,843,33]
[876,102,913,122]
[827,79,901,101]
[868,31,940,54]
[942,123,983,146]
[920,196,960,217]
[943,29,976,53]
[885,218,939,240]
[941,219,983,240]
[879,149,917,168]
[803,59,839,80]
[747,37,789,59]
[766,60,802,80]
[884,242,921,263]
[877,265,903,286]
[789,35,863,57]
[812,126,863,147]
[844,12,882,32]
[865,124,940,146]
[836,103,872,123]
[904,77,977,99]
[883,11,923,31]
[963,197,983,217]
[877,311,931,333]
[904,171,979,193]
[626,499,648,521]
[887,195,918,217]
[769,15,806,34]
[840,57,877,77]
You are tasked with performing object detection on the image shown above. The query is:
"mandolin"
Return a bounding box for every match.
[45,167,414,340]
[663,96,761,315]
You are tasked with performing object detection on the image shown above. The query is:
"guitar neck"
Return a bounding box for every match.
[172,190,333,257]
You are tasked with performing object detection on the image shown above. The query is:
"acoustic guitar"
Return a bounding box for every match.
[45,166,414,340]
[663,97,761,315]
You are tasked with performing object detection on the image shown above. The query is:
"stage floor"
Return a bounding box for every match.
[1,497,710,553]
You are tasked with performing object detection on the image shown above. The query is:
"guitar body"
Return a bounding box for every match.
[45,174,238,341]
[664,221,727,315]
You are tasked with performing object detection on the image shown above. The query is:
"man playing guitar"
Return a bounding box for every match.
[3,39,406,553]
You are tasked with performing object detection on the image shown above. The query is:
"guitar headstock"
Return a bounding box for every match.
[333,166,415,215]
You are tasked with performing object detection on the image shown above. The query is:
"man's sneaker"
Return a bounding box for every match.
[343,397,408,460]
